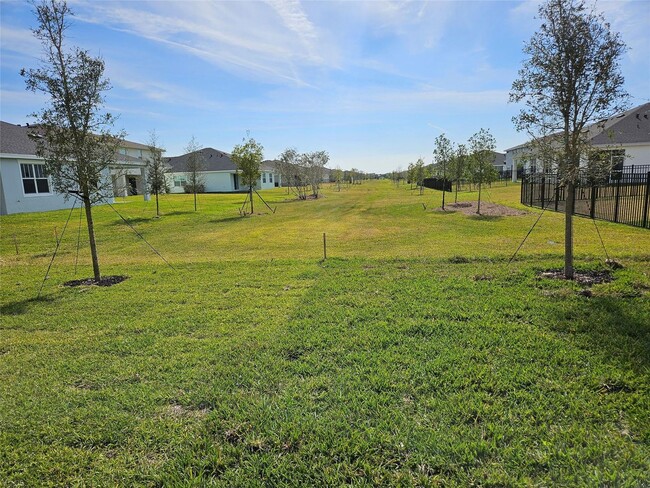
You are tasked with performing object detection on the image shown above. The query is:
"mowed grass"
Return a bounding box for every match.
[1,181,649,486]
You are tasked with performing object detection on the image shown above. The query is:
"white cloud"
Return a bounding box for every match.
[0,26,41,58]
[599,0,650,64]
[71,0,336,86]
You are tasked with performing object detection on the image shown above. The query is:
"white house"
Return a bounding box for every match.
[0,121,152,215]
[165,148,281,193]
[505,102,650,181]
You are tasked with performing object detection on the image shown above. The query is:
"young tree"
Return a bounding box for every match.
[278,148,308,199]
[433,134,453,210]
[407,162,415,190]
[414,158,426,195]
[277,148,298,195]
[449,143,468,203]
[232,137,264,214]
[184,136,204,211]
[21,0,124,282]
[468,129,497,214]
[510,0,628,279]
[145,130,169,217]
[333,166,343,191]
[302,150,329,198]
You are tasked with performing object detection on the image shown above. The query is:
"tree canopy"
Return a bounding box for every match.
[510,0,628,278]
[21,0,123,281]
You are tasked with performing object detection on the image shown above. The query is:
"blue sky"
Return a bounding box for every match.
[1,0,649,173]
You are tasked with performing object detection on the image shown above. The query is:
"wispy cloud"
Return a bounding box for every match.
[71,0,335,86]
[0,25,41,58]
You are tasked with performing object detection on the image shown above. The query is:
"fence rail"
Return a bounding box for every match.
[521,165,650,229]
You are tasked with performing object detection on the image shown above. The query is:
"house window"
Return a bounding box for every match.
[119,148,127,155]
[610,149,625,171]
[173,175,187,187]
[269,173,273,183]
[21,163,50,194]
[262,173,267,183]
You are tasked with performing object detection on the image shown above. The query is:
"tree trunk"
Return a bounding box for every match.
[564,181,575,279]
[193,189,197,212]
[155,191,160,217]
[441,163,446,210]
[250,186,254,214]
[83,193,101,281]
[477,182,482,214]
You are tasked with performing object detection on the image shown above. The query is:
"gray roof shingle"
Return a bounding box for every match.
[0,121,151,159]
[505,102,650,151]
[165,147,237,172]
[0,121,38,155]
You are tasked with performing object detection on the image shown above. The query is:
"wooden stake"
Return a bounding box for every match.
[323,232,327,260]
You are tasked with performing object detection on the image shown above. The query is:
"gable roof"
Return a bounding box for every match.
[0,121,38,155]
[491,151,506,166]
[165,147,237,172]
[0,121,150,159]
[166,149,280,173]
[588,102,650,145]
[505,102,650,152]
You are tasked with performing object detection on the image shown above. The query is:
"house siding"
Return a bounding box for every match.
[0,157,69,215]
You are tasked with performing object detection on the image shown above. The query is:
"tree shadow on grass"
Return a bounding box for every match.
[0,294,59,317]
[468,214,504,221]
[163,211,195,217]
[547,294,650,373]
[208,216,245,225]
[110,217,152,226]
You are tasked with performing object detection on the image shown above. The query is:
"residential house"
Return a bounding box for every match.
[490,151,507,174]
[505,102,650,181]
[0,121,152,215]
[165,148,280,193]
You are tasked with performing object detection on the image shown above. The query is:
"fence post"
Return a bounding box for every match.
[614,173,622,223]
[530,177,534,207]
[540,175,545,209]
[554,183,559,211]
[590,182,597,219]
[643,171,650,227]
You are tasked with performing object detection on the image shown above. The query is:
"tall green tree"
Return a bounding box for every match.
[184,136,204,211]
[145,130,169,217]
[433,134,453,210]
[232,137,264,214]
[468,129,497,214]
[510,0,628,279]
[21,0,124,282]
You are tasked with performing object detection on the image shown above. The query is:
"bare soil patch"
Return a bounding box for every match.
[539,269,613,286]
[436,201,527,216]
[63,275,128,287]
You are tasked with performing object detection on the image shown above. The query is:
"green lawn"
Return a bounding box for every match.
[1,181,649,486]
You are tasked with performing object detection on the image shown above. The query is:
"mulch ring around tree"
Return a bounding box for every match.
[539,269,614,286]
[63,275,128,287]
[435,201,527,216]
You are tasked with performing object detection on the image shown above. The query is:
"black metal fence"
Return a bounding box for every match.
[422,177,452,192]
[521,165,650,229]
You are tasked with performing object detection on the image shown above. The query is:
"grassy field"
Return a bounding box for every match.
[1,180,649,486]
